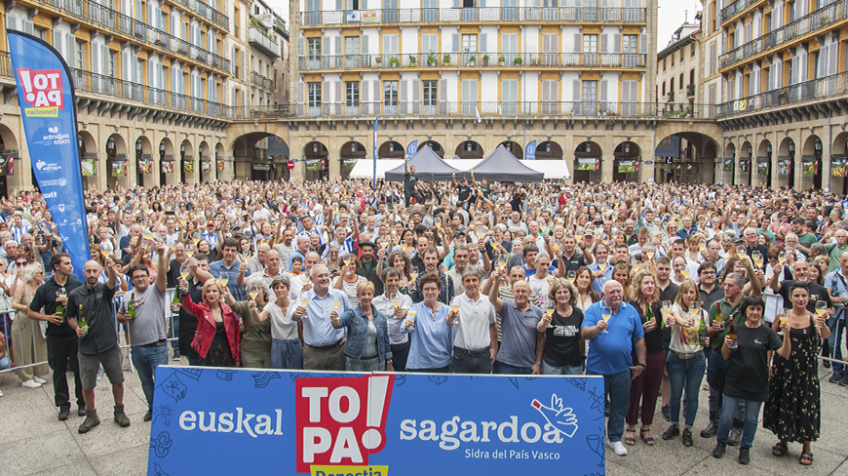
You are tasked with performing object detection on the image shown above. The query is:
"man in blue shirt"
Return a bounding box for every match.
[294,263,351,370]
[825,251,848,384]
[588,242,613,296]
[582,280,646,457]
[208,237,251,301]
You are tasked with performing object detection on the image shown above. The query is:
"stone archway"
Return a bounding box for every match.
[613,141,640,182]
[739,140,752,187]
[180,139,194,184]
[231,132,288,181]
[831,132,848,195]
[756,139,773,189]
[78,130,97,190]
[378,140,405,159]
[303,141,329,181]
[573,141,602,183]
[654,132,719,184]
[778,137,795,189]
[499,140,523,160]
[105,133,127,190]
[159,138,176,186]
[135,136,153,188]
[801,134,823,191]
[340,141,367,180]
[420,140,445,158]
[455,140,484,159]
[536,141,563,160]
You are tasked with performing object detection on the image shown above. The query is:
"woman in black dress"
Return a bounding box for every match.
[538,279,584,376]
[764,282,830,465]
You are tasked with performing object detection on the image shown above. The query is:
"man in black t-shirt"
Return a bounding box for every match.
[404,161,423,206]
[27,253,85,420]
[453,173,473,211]
[769,260,833,314]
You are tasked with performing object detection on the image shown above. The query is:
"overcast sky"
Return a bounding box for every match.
[263,0,701,54]
[658,0,703,52]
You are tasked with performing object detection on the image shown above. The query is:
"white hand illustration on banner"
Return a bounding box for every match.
[531,394,579,438]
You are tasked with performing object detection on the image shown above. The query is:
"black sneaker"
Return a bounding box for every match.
[78,405,86,417]
[829,373,842,383]
[700,423,718,438]
[839,374,848,387]
[713,442,727,458]
[144,410,152,422]
[662,425,680,440]
[661,405,671,422]
[727,429,742,447]
[682,428,694,447]
[172,352,181,361]
[738,447,750,465]
[58,404,70,421]
[823,359,831,369]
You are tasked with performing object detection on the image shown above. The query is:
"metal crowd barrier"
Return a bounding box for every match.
[0,288,181,376]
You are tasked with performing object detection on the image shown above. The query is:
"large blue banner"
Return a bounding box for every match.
[148,367,605,476]
[8,31,89,279]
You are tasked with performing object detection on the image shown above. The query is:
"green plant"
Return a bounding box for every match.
[482,54,490,65]
[427,50,438,65]
[409,54,417,65]
[375,56,382,63]
[513,56,523,65]
[443,54,451,64]
[250,17,259,27]
[389,56,399,67]
[499,55,506,63]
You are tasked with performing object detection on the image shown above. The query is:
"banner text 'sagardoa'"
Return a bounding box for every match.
[148,367,606,476]
[8,31,89,279]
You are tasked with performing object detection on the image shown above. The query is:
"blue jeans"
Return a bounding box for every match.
[497,362,533,375]
[588,370,631,443]
[542,361,583,375]
[706,352,744,429]
[0,355,10,370]
[716,395,762,449]
[168,314,180,354]
[131,342,170,410]
[666,352,706,428]
[828,317,844,375]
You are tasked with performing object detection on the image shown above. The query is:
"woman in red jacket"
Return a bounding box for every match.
[179,278,241,367]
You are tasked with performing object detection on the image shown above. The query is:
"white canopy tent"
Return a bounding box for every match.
[349,158,570,180]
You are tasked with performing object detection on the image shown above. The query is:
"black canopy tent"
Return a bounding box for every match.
[383,145,468,182]
[469,144,545,182]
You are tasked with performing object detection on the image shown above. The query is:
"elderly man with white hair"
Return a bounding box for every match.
[581,280,647,457]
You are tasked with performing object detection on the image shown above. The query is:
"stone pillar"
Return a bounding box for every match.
[822,125,832,192]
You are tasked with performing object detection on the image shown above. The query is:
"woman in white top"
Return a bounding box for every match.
[662,279,707,447]
[333,255,366,306]
[251,275,302,369]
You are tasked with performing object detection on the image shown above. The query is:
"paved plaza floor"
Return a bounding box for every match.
[2,355,848,476]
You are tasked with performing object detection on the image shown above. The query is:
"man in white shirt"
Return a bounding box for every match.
[372,267,413,371]
[447,268,498,374]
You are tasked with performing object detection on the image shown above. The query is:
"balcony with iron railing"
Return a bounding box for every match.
[716,70,848,118]
[27,0,230,74]
[249,26,281,57]
[69,67,231,118]
[300,6,646,27]
[720,0,847,70]
[165,0,228,30]
[720,0,764,25]
[298,52,647,71]
[250,71,275,91]
[292,101,717,119]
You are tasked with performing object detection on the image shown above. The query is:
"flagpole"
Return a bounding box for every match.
[373,118,378,194]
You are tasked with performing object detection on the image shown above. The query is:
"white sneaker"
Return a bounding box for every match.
[21,379,42,388]
[608,440,628,456]
[33,376,47,384]
[0,388,4,396]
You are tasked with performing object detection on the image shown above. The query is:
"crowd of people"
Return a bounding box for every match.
[0,170,842,466]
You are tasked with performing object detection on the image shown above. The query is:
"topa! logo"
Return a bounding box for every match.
[17,68,64,117]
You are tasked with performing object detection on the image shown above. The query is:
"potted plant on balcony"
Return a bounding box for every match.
[513,56,523,65]
[428,50,438,66]
[482,54,489,66]
[499,55,505,66]
[443,54,451,65]
[467,55,476,66]
[409,54,417,66]
[389,56,399,67]
[375,56,382,66]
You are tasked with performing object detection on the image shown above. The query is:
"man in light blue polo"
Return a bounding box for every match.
[293,264,351,370]
[582,280,646,457]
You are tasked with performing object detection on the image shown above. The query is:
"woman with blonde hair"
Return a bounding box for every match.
[538,279,584,375]
[624,269,664,446]
[10,263,49,388]
[663,279,707,447]
[179,278,241,367]
[332,281,393,372]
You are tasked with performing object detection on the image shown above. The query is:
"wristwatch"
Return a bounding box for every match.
[535,361,542,366]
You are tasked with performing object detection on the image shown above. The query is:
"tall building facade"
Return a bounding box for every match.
[0,0,288,194]
[276,0,665,183]
[716,0,848,193]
